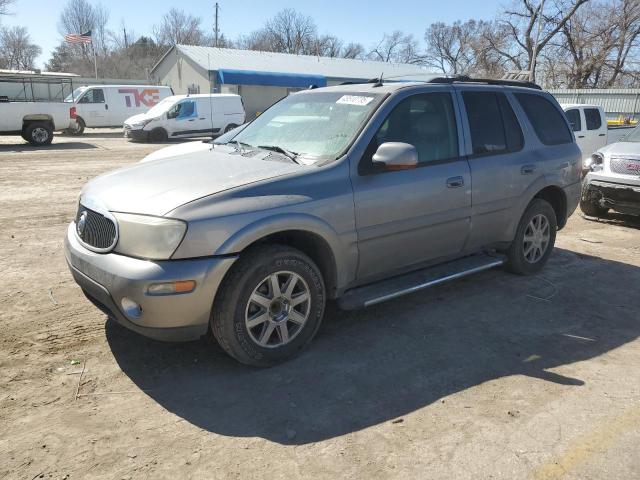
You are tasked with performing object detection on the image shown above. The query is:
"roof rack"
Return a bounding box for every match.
[428,75,541,90]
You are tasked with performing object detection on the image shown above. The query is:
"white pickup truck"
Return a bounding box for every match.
[561,104,634,168]
[0,101,72,146]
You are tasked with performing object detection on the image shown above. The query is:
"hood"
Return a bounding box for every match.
[600,141,640,157]
[140,141,212,163]
[124,113,148,125]
[81,146,302,216]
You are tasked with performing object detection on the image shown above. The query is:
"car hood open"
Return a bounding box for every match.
[80,146,301,216]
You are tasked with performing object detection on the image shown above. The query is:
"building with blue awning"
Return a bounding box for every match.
[150,45,429,120]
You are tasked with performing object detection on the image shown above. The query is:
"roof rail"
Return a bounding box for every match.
[429,75,542,90]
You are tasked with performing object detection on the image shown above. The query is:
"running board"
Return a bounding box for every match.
[338,253,507,310]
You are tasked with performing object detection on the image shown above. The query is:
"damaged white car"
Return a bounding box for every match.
[581,125,640,217]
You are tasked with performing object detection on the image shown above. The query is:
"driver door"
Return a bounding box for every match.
[350,90,472,282]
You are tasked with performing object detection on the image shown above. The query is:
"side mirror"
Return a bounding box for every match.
[372,142,418,171]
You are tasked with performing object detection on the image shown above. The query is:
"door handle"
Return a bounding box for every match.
[577,135,585,138]
[188,119,195,122]
[557,162,570,170]
[105,104,108,110]
[446,176,464,188]
[598,133,606,137]
[521,164,536,175]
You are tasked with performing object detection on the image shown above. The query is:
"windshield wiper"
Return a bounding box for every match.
[257,145,300,164]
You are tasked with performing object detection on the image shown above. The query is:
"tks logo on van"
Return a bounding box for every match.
[118,88,160,108]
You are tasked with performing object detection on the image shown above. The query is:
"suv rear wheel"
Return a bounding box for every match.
[211,244,326,367]
[505,198,557,275]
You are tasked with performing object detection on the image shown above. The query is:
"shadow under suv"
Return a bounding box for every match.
[65,77,581,366]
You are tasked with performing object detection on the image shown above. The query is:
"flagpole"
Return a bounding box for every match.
[92,39,98,79]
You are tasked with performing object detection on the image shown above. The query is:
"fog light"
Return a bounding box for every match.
[121,297,142,319]
[147,280,196,296]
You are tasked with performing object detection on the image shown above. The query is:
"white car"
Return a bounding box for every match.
[123,94,246,142]
[65,85,173,135]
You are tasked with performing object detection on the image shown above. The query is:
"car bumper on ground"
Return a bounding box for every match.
[582,178,640,215]
[64,222,237,341]
[123,127,149,142]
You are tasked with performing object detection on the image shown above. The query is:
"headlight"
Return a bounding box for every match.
[132,117,157,128]
[113,213,186,260]
[585,152,604,171]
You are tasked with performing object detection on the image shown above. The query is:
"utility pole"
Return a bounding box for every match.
[529,0,546,83]
[214,2,219,47]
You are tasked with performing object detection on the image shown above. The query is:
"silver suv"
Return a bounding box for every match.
[65,78,581,366]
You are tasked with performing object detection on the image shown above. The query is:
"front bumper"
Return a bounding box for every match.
[64,222,237,341]
[124,126,149,142]
[582,178,640,215]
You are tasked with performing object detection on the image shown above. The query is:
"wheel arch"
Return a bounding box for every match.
[214,214,347,299]
[533,185,568,229]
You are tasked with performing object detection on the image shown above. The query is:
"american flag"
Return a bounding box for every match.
[64,30,92,44]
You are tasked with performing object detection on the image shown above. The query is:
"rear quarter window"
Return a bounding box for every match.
[515,93,573,145]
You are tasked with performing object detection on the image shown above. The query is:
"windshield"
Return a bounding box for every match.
[621,125,640,142]
[64,86,88,103]
[145,96,178,117]
[233,91,383,162]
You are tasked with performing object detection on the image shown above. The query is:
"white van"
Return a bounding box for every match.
[65,85,173,135]
[123,94,245,142]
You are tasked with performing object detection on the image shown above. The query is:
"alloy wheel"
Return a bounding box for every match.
[523,213,550,263]
[244,271,311,348]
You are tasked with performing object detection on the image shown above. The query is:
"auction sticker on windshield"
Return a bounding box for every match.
[336,95,375,106]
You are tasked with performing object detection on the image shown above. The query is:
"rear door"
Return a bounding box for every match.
[456,88,527,250]
[351,88,472,282]
[564,107,587,156]
[77,87,108,127]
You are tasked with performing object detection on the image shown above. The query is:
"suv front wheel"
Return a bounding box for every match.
[211,244,326,367]
[505,198,557,275]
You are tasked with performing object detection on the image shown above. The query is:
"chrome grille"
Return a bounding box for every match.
[75,204,117,251]
[610,157,640,176]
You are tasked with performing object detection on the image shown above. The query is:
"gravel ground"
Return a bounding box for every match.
[1,129,639,480]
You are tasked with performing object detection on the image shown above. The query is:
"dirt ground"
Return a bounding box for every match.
[1,129,639,480]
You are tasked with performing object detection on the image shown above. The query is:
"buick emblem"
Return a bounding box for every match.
[77,211,88,236]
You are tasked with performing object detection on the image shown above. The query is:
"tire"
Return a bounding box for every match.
[24,122,53,146]
[579,198,608,217]
[149,128,167,143]
[224,123,238,133]
[211,244,326,367]
[505,198,557,275]
[67,117,85,136]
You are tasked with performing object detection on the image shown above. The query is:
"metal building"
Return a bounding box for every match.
[150,45,429,119]
[549,88,640,122]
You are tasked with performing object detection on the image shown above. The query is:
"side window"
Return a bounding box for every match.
[515,93,572,145]
[370,92,458,165]
[80,89,105,104]
[584,108,602,130]
[463,91,520,155]
[565,109,582,132]
[178,100,196,118]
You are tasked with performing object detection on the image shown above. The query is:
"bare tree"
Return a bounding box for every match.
[152,8,206,46]
[369,31,422,64]
[0,26,41,69]
[499,0,590,81]
[342,42,365,59]
[311,34,343,57]
[605,0,640,86]
[57,0,108,57]
[262,9,317,54]
[0,0,14,16]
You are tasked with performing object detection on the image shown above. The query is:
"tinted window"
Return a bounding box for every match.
[515,93,572,145]
[372,92,458,164]
[498,94,524,152]
[463,91,523,155]
[565,109,581,132]
[585,108,602,130]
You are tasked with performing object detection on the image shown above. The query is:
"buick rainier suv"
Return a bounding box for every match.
[65,77,581,366]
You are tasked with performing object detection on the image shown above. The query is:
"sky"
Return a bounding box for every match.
[1,0,507,69]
